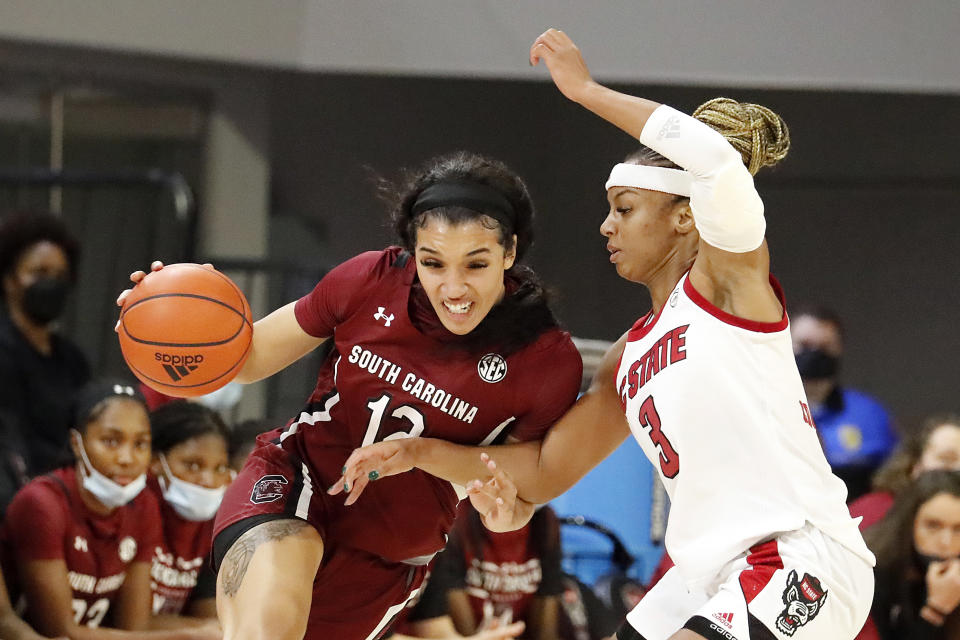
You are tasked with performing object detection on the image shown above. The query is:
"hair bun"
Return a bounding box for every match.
[693,97,790,175]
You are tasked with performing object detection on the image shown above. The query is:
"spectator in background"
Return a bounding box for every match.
[0,380,215,640]
[851,414,960,531]
[425,502,565,640]
[791,306,898,501]
[0,211,89,477]
[866,470,960,638]
[147,402,232,626]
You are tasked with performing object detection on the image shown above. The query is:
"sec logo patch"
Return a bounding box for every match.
[477,353,507,383]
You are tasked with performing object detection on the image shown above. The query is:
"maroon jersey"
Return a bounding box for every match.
[146,477,215,615]
[265,247,580,562]
[1,467,161,628]
[430,504,563,627]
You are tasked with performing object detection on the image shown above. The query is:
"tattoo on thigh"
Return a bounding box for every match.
[219,519,309,597]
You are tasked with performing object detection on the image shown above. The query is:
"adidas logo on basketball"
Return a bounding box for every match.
[155,352,204,382]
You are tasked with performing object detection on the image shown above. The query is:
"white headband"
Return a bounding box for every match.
[604,163,693,197]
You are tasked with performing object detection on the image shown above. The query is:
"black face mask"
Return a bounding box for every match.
[22,277,71,325]
[795,348,839,381]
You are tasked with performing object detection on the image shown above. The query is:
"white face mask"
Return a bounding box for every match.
[72,430,147,509]
[158,454,226,522]
[193,382,243,412]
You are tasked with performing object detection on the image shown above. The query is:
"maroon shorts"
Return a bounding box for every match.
[213,439,428,640]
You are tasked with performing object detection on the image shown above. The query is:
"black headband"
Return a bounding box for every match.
[410,181,516,230]
[73,379,146,427]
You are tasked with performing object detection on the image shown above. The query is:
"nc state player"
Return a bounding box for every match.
[338,31,876,640]
[0,380,217,640]
[146,402,232,625]
[117,152,582,640]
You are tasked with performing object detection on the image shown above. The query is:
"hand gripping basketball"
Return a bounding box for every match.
[116,261,253,397]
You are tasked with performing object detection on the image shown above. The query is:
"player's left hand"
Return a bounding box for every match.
[329,438,416,506]
[467,453,535,532]
[529,28,595,103]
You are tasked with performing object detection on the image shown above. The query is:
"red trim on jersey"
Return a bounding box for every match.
[626,306,664,343]
[683,273,788,333]
[738,539,784,605]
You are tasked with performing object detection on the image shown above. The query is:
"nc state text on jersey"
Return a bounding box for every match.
[619,325,690,403]
[348,345,479,424]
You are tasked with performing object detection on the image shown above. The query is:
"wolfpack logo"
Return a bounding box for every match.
[477,353,507,383]
[250,474,288,504]
[118,536,137,563]
[74,536,88,552]
[776,570,827,636]
[155,352,204,382]
[374,306,394,327]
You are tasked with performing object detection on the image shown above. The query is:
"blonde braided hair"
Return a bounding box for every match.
[693,97,790,175]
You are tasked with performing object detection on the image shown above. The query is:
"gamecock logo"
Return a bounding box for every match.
[250,474,289,504]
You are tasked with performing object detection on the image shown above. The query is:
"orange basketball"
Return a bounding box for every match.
[117,263,253,398]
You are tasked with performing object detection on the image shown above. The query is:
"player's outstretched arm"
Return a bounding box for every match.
[535,28,780,321]
[115,262,325,384]
[530,29,661,149]
[333,335,631,509]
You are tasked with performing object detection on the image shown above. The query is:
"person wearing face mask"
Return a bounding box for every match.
[791,306,898,502]
[866,470,960,639]
[850,415,960,532]
[0,380,218,640]
[146,401,232,624]
[0,211,90,481]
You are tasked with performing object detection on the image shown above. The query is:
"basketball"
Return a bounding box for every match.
[117,263,253,398]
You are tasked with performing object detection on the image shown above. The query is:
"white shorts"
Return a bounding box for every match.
[619,523,873,640]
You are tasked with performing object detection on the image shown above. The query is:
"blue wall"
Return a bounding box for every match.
[550,437,667,586]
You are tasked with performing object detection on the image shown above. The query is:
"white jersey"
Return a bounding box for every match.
[615,273,874,589]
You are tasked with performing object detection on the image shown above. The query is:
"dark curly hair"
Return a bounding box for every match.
[0,211,81,284]
[150,401,228,455]
[379,152,559,355]
[384,151,535,262]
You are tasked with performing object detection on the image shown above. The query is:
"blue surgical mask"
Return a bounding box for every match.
[72,430,146,509]
[158,454,227,522]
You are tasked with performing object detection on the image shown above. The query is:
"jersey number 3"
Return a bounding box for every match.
[638,396,679,478]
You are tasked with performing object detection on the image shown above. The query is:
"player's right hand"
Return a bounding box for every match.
[529,28,595,103]
[115,261,213,331]
[467,453,535,533]
[115,261,165,332]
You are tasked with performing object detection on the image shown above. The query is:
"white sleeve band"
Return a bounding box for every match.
[638,105,766,253]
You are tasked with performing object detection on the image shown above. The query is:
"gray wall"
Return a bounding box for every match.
[1,1,959,93]
[269,72,960,424]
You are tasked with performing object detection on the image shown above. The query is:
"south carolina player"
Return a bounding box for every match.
[0,380,217,640]
[337,30,875,640]
[117,152,582,640]
[146,401,232,625]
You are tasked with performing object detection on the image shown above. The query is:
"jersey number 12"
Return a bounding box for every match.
[362,393,426,446]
